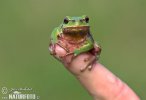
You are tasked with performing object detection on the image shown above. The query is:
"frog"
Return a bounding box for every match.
[49,15,101,71]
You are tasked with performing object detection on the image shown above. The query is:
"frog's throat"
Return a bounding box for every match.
[61,33,86,44]
[61,26,89,44]
[62,26,90,37]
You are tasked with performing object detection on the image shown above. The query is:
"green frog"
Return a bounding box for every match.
[49,15,101,71]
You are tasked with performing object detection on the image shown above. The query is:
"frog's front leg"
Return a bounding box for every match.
[73,41,95,71]
[74,41,93,56]
[56,42,74,58]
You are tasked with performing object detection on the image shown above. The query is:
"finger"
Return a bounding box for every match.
[49,44,140,100]
[77,63,140,100]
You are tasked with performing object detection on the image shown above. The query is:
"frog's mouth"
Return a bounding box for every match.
[63,26,89,40]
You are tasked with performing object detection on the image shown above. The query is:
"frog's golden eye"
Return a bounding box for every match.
[64,18,69,24]
[85,16,89,23]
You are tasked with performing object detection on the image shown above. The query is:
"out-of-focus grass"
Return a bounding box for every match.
[0,0,145,99]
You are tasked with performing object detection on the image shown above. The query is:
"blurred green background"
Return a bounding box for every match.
[0,0,145,100]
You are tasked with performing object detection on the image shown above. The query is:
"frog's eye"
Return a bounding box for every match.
[85,16,89,23]
[64,18,69,24]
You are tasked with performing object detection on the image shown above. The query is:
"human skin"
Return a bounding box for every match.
[49,44,140,100]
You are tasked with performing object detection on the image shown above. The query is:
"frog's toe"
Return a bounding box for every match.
[88,65,92,70]
[49,44,56,55]
[80,63,92,72]
[88,61,96,71]
[80,66,86,72]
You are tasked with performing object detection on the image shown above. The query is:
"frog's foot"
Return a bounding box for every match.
[96,55,100,60]
[90,42,101,56]
[64,53,80,64]
[94,42,101,55]
[80,56,96,72]
[49,43,56,55]
[60,52,74,64]
[56,43,69,53]
[55,42,72,59]
[87,58,96,70]
[59,52,74,58]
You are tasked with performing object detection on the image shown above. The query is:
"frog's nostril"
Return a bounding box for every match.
[72,20,75,22]
[80,19,83,22]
